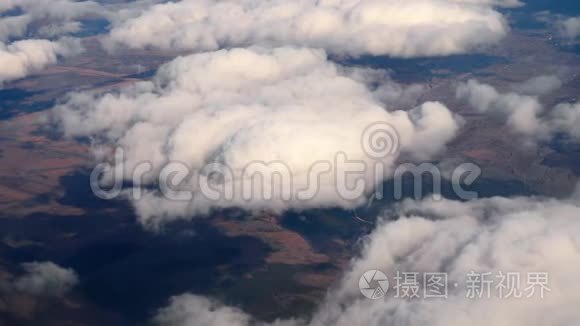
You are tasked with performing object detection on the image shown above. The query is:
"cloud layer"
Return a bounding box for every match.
[104,0,512,58]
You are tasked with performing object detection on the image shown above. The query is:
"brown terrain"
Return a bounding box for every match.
[0,112,89,217]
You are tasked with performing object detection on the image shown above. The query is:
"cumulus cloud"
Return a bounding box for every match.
[153,193,580,326]
[456,0,522,6]
[512,75,563,96]
[154,295,253,326]
[535,13,580,41]
[456,79,546,137]
[103,0,512,58]
[13,261,78,297]
[52,47,461,228]
[557,16,580,40]
[547,102,580,140]
[0,15,30,42]
[0,37,82,85]
[457,79,580,143]
[344,67,427,108]
[0,0,102,84]
[313,195,580,326]
[0,0,102,41]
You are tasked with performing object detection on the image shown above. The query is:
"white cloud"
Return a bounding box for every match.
[0,37,82,85]
[344,67,427,108]
[312,195,580,326]
[557,17,580,40]
[547,102,580,140]
[154,294,253,326]
[52,47,461,228]
[512,75,563,96]
[104,0,511,58]
[457,79,580,143]
[0,0,102,41]
[535,13,580,41]
[14,261,79,297]
[36,21,83,38]
[0,15,31,42]
[153,194,580,326]
[456,79,546,137]
[0,0,103,85]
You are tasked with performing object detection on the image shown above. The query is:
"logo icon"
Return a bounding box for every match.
[361,122,400,159]
[359,270,389,299]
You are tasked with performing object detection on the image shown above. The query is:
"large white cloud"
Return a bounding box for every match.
[103,0,512,58]
[153,193,580,326]
[52,47,461,228]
